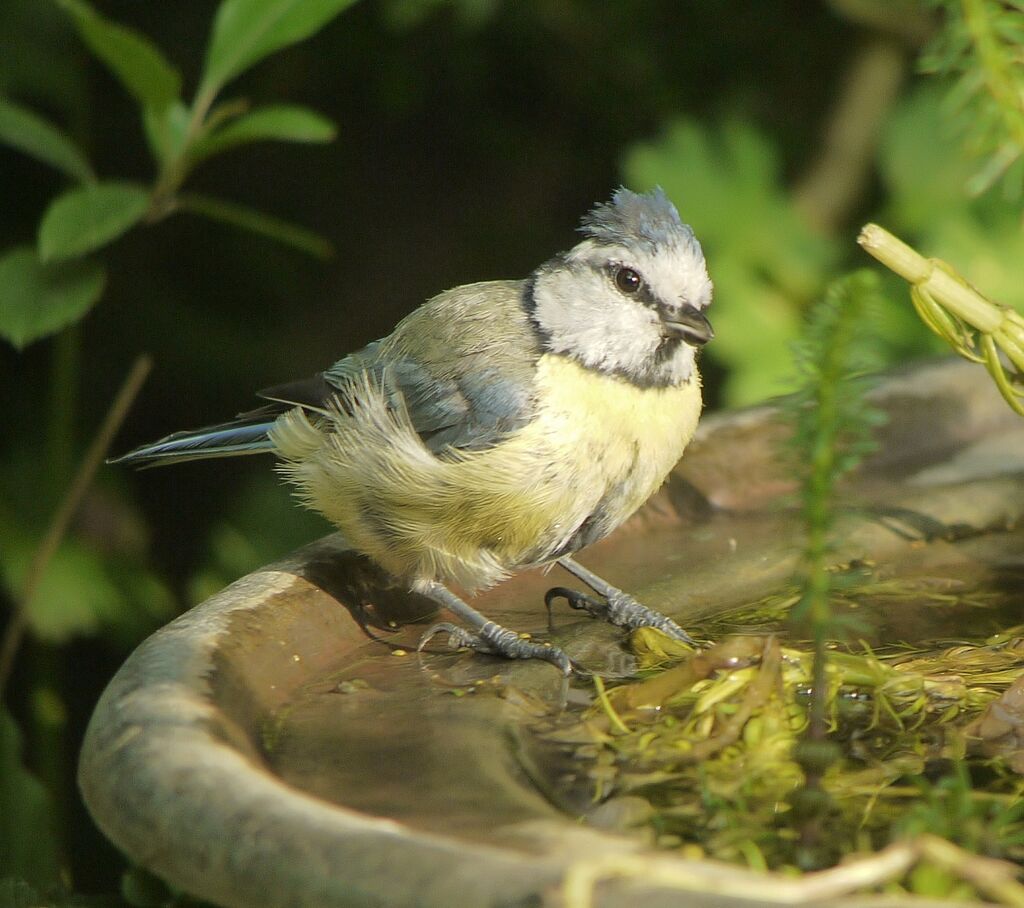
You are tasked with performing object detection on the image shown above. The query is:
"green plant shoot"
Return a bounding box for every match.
[784,271,885,861]
[859,223,1024,416]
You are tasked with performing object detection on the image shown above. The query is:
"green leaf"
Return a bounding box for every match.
[0,709,61,890]
[179,191,332,258]
[0,246,105,349]
[57,0,181,112]
[200,0,360,96]
[0,98,94,182]
[38,181,150,262]
[190,104,336,164]
[1,538,126,643]
[142,99,190,164]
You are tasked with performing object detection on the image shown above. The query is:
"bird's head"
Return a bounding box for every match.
[529,187,713,387]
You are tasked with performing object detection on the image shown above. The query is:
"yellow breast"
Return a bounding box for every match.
[272,355,702,590]
[524,354,703,536]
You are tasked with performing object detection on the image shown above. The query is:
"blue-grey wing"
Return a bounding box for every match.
[262,280,542,455]
[374,356,536,452]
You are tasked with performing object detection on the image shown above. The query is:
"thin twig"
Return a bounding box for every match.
[558,835,1024,907]
[558,841,918,907]
[0,354,152,700]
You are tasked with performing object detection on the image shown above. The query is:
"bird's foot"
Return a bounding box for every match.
[545,586,696,646]
[419,621,574,675]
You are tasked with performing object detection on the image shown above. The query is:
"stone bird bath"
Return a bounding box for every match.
[79,359,1024,907]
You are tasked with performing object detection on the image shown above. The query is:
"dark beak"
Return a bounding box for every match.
[662,304,714,346]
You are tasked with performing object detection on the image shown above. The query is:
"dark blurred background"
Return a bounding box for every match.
[2,0,1022,900]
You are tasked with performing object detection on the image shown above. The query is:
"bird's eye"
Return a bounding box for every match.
[614,267,642,294]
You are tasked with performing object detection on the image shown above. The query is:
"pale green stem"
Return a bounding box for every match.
[858,224,1003,332]
[149,86,222,220]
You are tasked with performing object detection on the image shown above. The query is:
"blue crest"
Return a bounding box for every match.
[578,187,693,249]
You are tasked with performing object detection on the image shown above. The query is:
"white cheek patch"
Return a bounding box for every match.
[533,268,648,359]
[532,265,698,383]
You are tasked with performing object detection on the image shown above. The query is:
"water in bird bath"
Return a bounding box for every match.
[258,508,1024,872]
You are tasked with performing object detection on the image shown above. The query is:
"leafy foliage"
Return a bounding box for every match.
[880,86,1024,313]
[178,193,333,259]
[0,2,361,898]
[897,763,1024,859]
[0,536,173,645]
[200,0,362,97]
[0,99,93,184]
[624,77,1024,410]
[920,0,1024,199]
[0,248,104,349]
[0,0,352,352]
[186,474,327,605]
[187,104,336,164]
[38,183,151,263]
[786,272,887,545]
[781,272,887,861]
[57,0,182,114]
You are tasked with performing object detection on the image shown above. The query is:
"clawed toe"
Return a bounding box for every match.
[418,621,481,653]
[418,621,575,675]
[605,592,697,645]
[544,586,605,619]
[545,584,697,646]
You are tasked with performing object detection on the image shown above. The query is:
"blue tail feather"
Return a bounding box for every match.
[110,418,277,468]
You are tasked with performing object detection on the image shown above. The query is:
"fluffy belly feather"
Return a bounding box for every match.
[271,355,702,590]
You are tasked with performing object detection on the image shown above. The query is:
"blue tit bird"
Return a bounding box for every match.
[113,187,714,674]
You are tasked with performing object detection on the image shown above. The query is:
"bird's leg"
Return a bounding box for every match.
[551,555,697,645]
[416,580,574,675]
